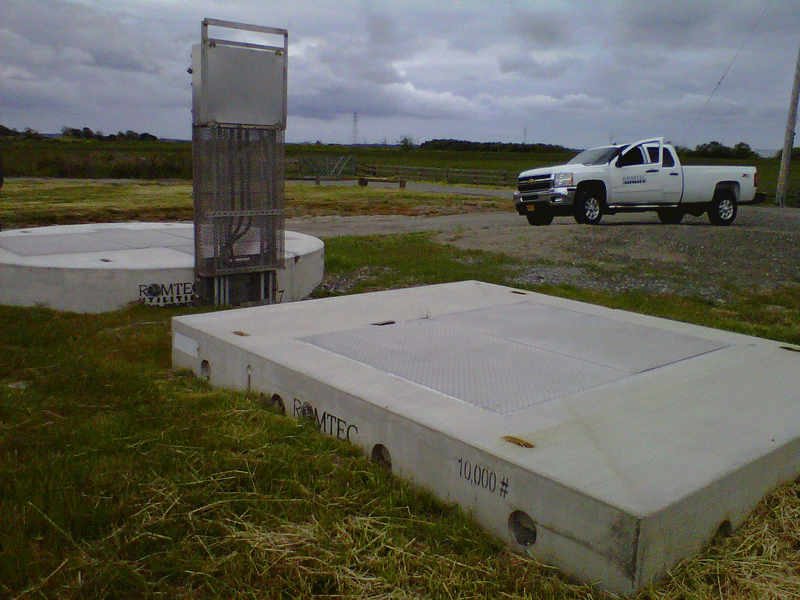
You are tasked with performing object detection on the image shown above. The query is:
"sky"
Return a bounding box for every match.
[2,0,799,152]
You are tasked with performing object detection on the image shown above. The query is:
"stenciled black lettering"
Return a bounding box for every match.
[290,400,358,442]
[313,408,325,432]
[457,457,505,497]
[336,417,345,439]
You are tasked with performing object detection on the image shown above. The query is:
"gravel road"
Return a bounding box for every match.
[287,201,800,301]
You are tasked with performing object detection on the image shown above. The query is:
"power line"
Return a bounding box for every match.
[682,0,773,146]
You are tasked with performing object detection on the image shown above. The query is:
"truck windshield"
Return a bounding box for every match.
[567,146,624,166]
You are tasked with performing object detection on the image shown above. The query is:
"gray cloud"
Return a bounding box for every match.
[507,6,570,49]
[498,51,580,79]
[2,0,798,150]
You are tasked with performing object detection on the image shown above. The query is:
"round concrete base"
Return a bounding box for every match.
[0,222,324,313]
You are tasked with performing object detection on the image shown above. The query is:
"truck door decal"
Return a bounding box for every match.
[623,176,647,185]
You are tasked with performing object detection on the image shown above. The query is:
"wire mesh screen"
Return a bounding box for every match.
[193,125,285,279]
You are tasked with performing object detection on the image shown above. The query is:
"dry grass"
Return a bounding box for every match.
[0,180,193,227]
[286,182,506,217]
[642,480,800,600]
[0,180,506,229]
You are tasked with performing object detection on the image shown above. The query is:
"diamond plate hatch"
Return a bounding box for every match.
[301,303,729,415]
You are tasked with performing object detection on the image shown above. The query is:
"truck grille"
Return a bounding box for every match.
[518,174,552,193]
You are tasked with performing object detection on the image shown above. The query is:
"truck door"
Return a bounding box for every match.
[609,138,663,205]
[661,146,683,204]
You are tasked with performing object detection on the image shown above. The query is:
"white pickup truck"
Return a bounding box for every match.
[514,137,763,226]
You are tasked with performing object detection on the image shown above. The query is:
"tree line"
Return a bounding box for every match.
[419,139,575,153]
[0,125,158,142]
[421,138,776,160]
[3,125,797,160]
[677,141,759,160]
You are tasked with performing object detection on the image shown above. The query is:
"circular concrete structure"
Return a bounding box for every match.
[0,222,324,313]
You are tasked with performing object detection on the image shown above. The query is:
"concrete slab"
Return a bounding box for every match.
[0,223,324,312]
[171,281,800,594]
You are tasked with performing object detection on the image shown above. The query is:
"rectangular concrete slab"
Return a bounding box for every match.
[171,281,800,594]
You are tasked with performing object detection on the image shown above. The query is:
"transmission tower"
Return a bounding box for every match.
[351,111,359,146]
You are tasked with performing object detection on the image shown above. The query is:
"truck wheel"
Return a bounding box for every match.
[526,205,554,226]
[574,188,603,225]
[657,208,684,224]
[708,191,737,226]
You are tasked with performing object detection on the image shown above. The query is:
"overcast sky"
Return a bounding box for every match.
[2,0,799,152]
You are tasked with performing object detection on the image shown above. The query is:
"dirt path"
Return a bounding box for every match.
[287,205,800,300]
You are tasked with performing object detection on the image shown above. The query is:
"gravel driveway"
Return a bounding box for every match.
[288,203,800,301]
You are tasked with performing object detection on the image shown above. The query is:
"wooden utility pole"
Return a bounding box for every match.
[776,41,800,207]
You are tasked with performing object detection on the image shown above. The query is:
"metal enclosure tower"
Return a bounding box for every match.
[191,18,288,306]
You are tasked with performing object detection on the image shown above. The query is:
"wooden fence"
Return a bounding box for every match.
[356,164,517,186]
[286,157,517,187]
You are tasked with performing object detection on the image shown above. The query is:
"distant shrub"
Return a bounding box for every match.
[686,141,758,160]
[774,147,800,160]
[420,139,575,154]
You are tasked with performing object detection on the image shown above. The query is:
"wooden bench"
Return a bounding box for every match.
[357,177,406,189]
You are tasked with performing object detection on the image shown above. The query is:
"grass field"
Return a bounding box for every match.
[1,182,799,599]
[0,180,507,228]
[2,137,798,206]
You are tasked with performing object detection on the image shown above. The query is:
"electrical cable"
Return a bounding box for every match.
[682,0,773,146]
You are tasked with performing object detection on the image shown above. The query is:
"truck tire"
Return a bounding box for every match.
[657,207,684,224]
[574,187,603,225]
[525,205,554,226]
[708,191,737,226]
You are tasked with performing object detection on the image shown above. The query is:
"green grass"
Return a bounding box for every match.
[1,186,799,598]
[0,303,602,599]
[1,138,192,179]
[313,233,516,296]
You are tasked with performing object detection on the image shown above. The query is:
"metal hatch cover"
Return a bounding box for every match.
[301,302,728,415]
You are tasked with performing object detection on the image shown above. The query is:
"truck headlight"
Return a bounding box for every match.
[553,172,573,187]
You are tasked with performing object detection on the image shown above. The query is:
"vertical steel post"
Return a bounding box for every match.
[776,41,800,207]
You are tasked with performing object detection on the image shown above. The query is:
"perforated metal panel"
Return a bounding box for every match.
[193,125,285,277]
[191,18,288,306]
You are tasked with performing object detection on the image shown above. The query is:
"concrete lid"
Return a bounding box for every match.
[174,280,800,515]
[0,223,324,312]
[0,222,194,269]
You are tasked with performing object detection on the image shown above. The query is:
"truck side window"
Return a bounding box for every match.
[662,148,675,168]
[617,146,645,167]
[646,146,660,163]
